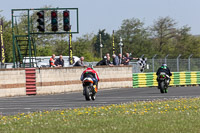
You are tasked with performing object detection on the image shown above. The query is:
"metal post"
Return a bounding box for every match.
[188,54,193,71]
[119,37,123,56]
[0,19,5,68]
[164,54,169,64]
[69,30,73,65]
[99,33,103,58]
[152,54,157,72]
[28,9,32,68]
[112,30,115,55]
[120,46,122,56]
[76,8,79,34]
[177,54,181,72]
[12,10,16,68]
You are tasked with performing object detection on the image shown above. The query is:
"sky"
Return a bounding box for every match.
[0,0,200,39]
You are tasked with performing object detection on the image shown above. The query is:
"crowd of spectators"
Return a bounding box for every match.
[49,52,139,68]
[97,52,138,66]
[49,54,64,67]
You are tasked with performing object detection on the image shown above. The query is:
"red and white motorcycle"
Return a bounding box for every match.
[82,77,97,101]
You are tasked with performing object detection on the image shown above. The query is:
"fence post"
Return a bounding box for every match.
[152,54,157,72]
[188,54,193,71]
[177,54,181,72]
[165,54,169,64]
[140,54,144,58]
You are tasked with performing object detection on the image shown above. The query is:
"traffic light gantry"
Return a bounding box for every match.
[36,9,72,32]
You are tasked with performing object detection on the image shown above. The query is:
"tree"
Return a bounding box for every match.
[0,16,13,62]
[93,29,111,58]
[115,18,151,57]
[174,26,200,58]
[73,33,97,61]
[150,16,178,53]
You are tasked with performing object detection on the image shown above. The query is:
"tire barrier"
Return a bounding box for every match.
[133,72,200,88]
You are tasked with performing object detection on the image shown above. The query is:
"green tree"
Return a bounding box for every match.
[0,14,13,62]
[174,26,200,58]
[73,33,97,61]
[93,29,111,58]
[150,16,178,55]
[115,18,151,57]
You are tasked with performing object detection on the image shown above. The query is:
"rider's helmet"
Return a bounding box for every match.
[161,64,167,69]
[87,64,94,69]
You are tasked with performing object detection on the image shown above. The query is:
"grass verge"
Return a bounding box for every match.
[1,97,200,133]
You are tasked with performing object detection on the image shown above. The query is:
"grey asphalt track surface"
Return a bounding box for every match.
[0,86,200,115]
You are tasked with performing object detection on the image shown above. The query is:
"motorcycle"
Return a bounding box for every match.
[82,77,97,101]
[157,72,169,93]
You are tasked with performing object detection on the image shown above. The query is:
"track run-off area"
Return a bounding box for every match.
[0,86,200,115]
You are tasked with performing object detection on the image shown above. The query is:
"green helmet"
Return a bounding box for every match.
[161,64,167,69]
[87,64,94,69]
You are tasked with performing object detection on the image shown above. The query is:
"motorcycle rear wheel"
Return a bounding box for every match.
[85,86,91,101]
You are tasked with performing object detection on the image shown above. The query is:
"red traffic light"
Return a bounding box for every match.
[63,10,70,31]
[51,11,57,17]
[63,11,69,17]
[37,11,44,18]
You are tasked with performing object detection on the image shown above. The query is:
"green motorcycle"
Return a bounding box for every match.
[157,72,169,93]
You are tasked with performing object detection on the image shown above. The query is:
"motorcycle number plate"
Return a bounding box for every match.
[160,72,166,75]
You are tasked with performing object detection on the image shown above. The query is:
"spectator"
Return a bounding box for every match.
[49,54,56,67]
[123,53,130,65]
[123,53,138,65]
[55,55,64,67]
[112,54,119,65]
[74,56,86,66]
[106,53,110,59]
[96,54,112,66]
[96,56,107,66]
[106,56,113,66]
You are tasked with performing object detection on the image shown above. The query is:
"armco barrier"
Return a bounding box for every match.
[133,72,200,88]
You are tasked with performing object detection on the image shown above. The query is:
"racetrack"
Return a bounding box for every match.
[0,86,200,115]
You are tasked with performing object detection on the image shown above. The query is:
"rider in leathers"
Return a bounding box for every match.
[156,64,172,87]
[80,65,99,95]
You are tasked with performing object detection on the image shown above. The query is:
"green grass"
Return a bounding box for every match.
[1,98,200,133]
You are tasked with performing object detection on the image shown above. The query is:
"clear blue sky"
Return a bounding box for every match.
[0,0,200,39]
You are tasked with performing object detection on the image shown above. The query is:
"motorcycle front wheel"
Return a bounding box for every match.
[91,93,96,100]
[160,81,165,93]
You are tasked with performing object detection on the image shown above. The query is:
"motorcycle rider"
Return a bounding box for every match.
[80,64,99,95]
[156,64,172,86]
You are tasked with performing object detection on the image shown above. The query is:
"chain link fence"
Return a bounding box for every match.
[142,58,200,73]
